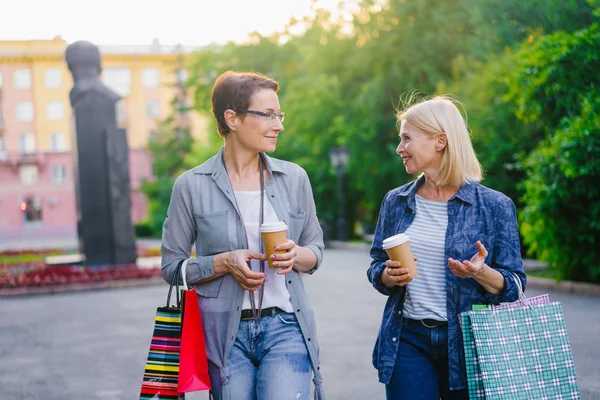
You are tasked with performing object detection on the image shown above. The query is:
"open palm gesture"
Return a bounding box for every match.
[448,240,488,278]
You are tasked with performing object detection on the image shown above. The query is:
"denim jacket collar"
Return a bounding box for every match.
[395,174,477,211]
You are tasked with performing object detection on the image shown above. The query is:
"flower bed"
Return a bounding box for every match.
[0,248,164,292]
[0,264,161,289]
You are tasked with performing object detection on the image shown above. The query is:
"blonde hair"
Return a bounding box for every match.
[396,95,482,187]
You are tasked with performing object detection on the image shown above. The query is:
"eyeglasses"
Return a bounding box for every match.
[236,109,285,123]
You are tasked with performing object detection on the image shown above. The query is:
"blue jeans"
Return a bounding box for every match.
[210,312,312,400]
[385,318,468,400]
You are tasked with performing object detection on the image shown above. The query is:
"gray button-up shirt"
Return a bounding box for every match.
[161,147,326,399]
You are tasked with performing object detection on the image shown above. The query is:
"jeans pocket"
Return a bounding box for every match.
[277,312,299,325]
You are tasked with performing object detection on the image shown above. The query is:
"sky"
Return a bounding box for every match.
[1,0,358,46]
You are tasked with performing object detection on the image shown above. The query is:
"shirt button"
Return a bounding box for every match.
[398,311,401,315]
[392,337,397,342]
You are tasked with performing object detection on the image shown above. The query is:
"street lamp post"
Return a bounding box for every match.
[329,146,350,241]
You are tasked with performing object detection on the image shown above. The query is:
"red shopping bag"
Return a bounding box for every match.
[178,287,211,392]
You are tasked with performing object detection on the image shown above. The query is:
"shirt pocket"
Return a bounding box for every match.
[286,209,306,243]
[450,233,494,299]
[449,232,493,263]
[195,210,230,256]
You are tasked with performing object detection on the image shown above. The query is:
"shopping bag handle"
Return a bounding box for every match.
[166,262,182,308]
[181,259,189,291]
[512,272,526,301]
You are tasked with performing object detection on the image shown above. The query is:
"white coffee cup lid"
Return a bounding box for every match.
[260,221,288,233]
[382,233,409,249]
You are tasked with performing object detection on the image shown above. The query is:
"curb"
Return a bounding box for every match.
[0,276,165,298]
[326,241,600,297]
[526,277,600,297]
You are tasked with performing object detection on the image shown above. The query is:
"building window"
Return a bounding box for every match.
[146,100,160,117]
[47,102,64,120]
[17,102,34,121]
[21,196,43,223]
[53,165,67,183]
[50,133,66,151]
[142,68,160,87]
[45,68,62,88]
[20,165,39,185]
[0,137,4,151]
[14,69,31,89]
[102,67,131,97]
[19,133,36,154]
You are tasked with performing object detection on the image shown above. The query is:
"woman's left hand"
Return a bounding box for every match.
[271,240,298,275]
[448,240,488,278]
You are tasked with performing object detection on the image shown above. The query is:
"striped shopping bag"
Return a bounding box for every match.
[140,266,185,400]
[140,307,183,399]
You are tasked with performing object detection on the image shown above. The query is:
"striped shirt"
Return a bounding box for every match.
[402,194,448,321]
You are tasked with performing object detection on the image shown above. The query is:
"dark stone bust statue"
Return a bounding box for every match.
[66,41,120,106]
[66,41,136,267]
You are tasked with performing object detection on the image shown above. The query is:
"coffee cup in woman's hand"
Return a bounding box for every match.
[382,257,418,288]
[383,234,418,278]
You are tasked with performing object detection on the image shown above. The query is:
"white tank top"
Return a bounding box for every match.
[234,190,294,313]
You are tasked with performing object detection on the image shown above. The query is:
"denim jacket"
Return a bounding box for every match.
[367,176,526,390]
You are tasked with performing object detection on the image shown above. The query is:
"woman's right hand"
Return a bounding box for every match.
[381,260,413,288]
[214,250,267,291]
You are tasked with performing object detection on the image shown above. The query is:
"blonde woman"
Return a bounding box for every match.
[367,96,526,399]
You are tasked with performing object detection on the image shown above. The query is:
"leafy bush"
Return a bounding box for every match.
[520,94,600,282]
[134,221,156,238]
[504,24,600,282]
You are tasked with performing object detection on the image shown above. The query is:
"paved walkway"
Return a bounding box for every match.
[1,248,599,400]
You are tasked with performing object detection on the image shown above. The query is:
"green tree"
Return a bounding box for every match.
[177,0,599,248]
[140,104,194,237]
[508,24,600,282]
[461,0,594,57]
[445,0,596,205]
[520,93,600,282]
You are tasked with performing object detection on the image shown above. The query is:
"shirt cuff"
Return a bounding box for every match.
[303,244,323,275]
[185,255,216,284]
[372,263,396,296]
[483,268,520,304]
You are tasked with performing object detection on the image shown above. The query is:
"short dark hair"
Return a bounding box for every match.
[211,71,280,136]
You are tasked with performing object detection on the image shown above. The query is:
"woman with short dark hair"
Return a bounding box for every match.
[161,71,325,400]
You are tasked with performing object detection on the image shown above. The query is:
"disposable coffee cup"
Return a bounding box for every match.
[382,233,417,278]
[260,221,288,269]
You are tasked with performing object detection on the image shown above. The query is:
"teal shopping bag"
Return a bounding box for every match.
[467,302,581,399]
[460,294,550,399]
